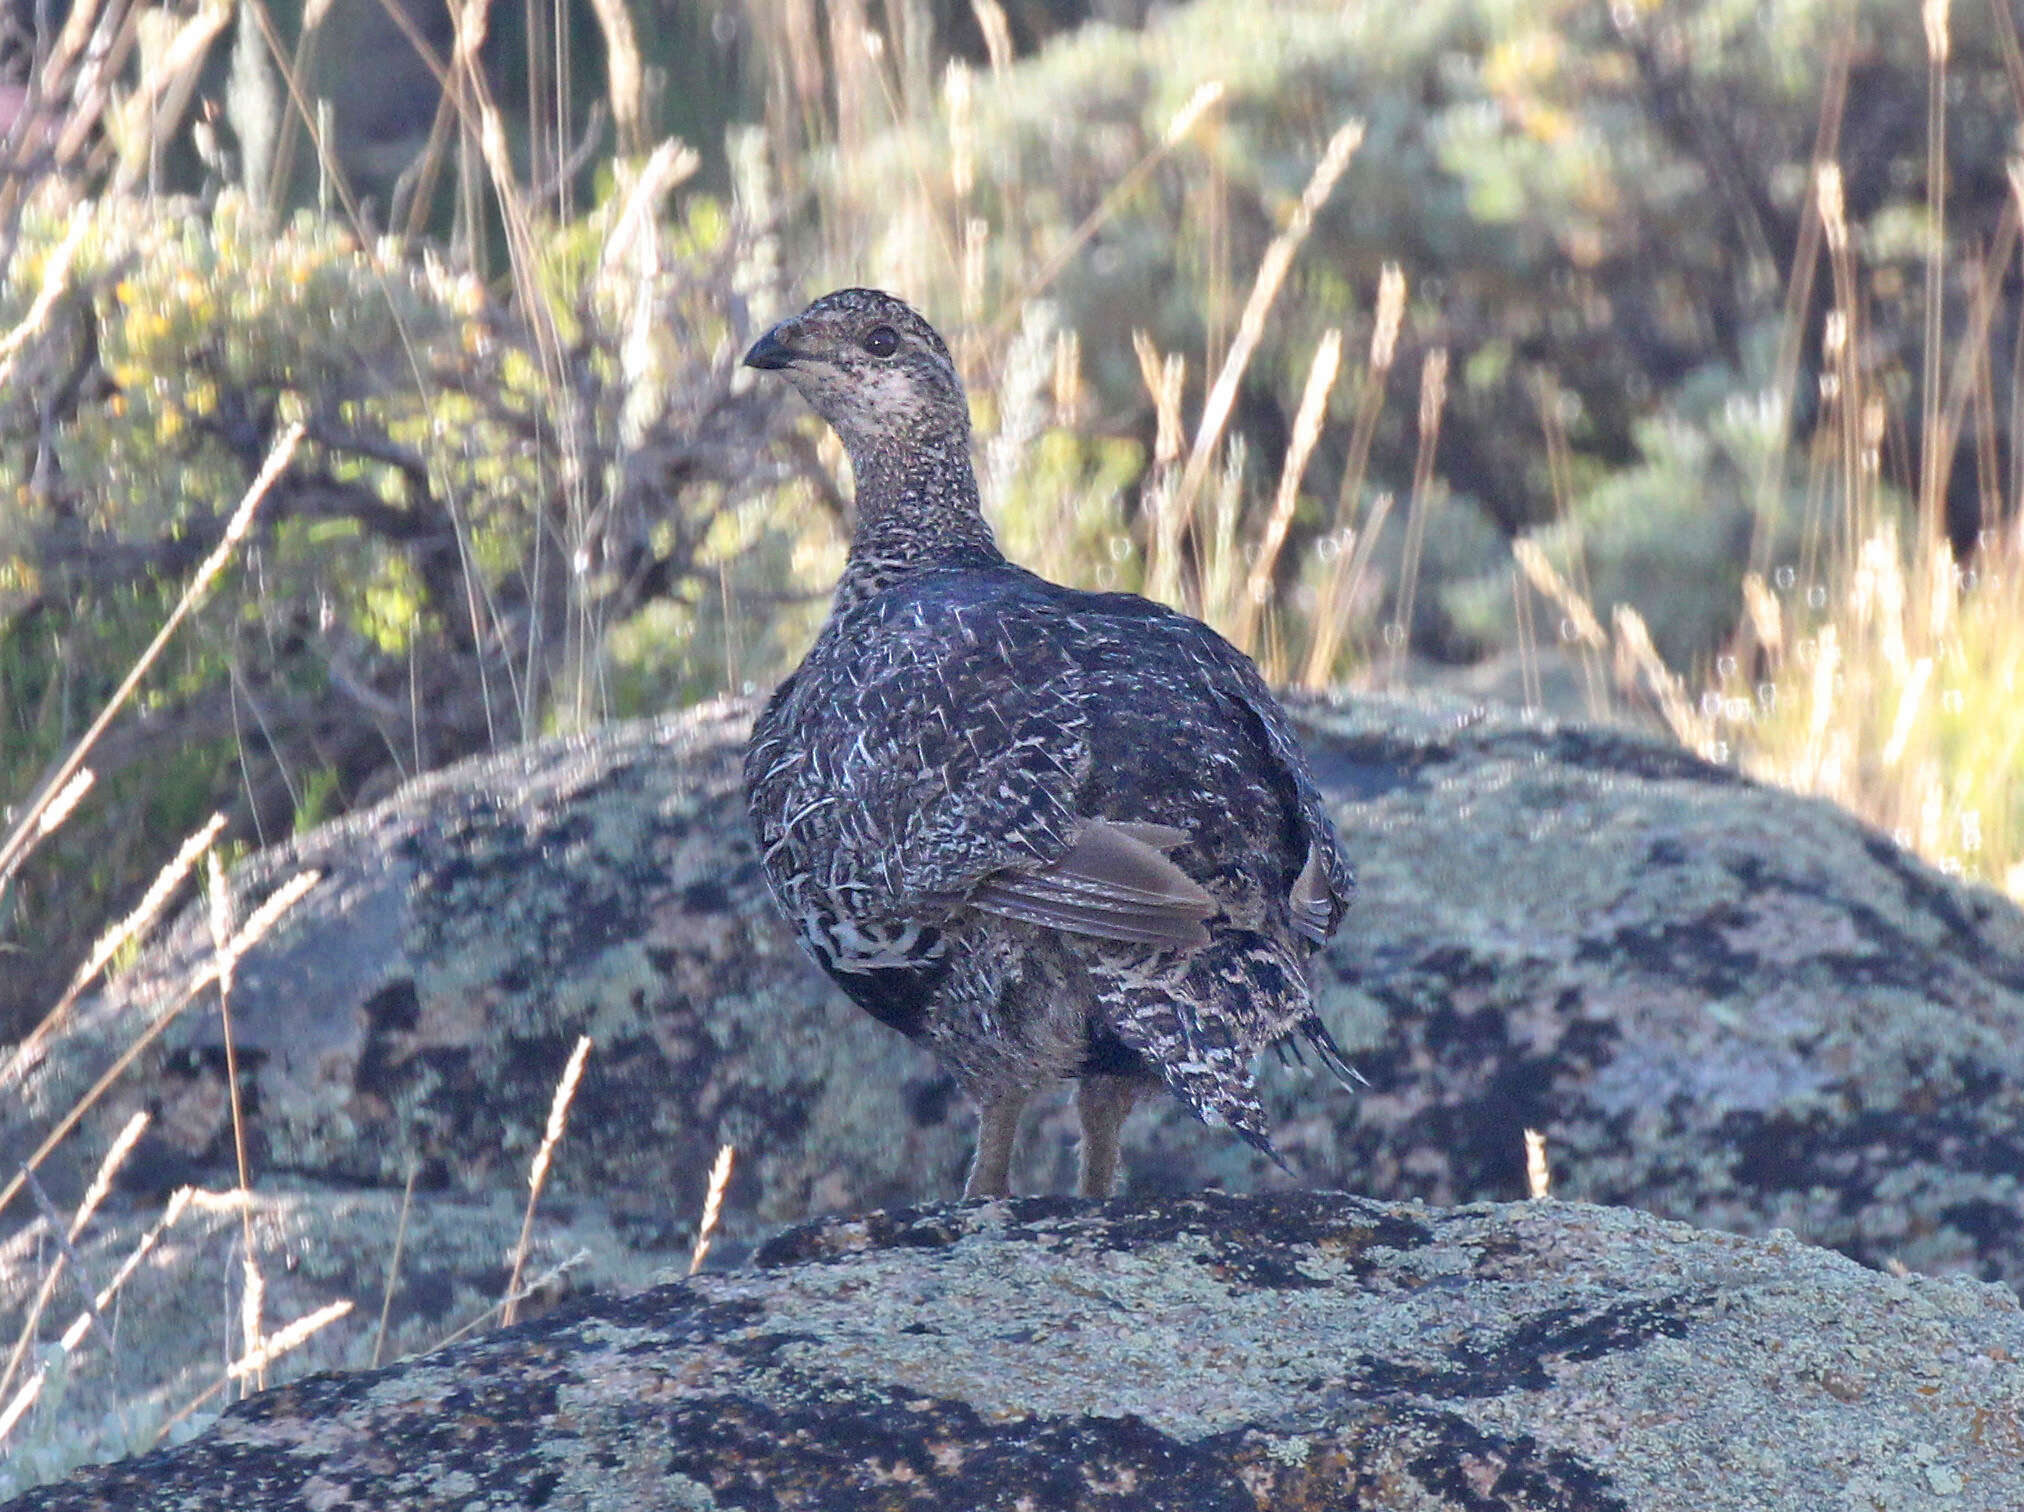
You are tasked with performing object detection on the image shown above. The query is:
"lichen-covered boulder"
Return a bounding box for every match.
[9,691,2024,1295]
[10,1192,2023,1511]
[0,1184,665,1493]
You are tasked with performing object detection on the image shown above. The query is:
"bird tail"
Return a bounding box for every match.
[1301,1012,1368,1090]
[1092,977,1287,1170]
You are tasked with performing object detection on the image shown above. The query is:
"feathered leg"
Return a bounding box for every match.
[1075,1074,1144,1198]
[964,1089,1031,1198]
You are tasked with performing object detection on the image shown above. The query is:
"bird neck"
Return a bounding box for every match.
[836,427,1004,610]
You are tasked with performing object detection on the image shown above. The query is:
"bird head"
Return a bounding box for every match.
[743,289,969,454]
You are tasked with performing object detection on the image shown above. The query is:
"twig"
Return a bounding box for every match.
[425,1250,591,1357]
[991,81,1228,339]
[1233,328,1342,649]
[1387,347,1449,683]
[0,1186,195,1448]
[205,851,266,1393]
[370,1164,420,1368]
[1524,1129,1552,1200]
[3,814,227,1084]
[0,1101,149,1413]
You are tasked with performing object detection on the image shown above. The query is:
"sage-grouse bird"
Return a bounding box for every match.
[743,288,1356,1199]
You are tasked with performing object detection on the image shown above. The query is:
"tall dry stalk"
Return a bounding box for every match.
[1300,265,1405,687]
[1135,330,1190,606]
[1232,328,1342,650]
[1168,120,1364,529]
[0,1187,197,1448]
[0,1111,148,1410]
[0,424,302,893]
[587,0,647,156]
[1385,348,1448,682]
[687,1145,736,1276]
[993,81,1228,337]
[1301,492,1391,691]
[1919,0,1951,550]
[502,1035,592,1326]
[1748,17,1853,576]
[0,870,320,1229]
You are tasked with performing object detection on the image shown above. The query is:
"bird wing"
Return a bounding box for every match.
[1141,606,1357,942]
[969,819,1215,948]
[747,584,1096,933]
[747,571,1351,956]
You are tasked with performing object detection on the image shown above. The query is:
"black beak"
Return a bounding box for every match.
[743,328,799,371]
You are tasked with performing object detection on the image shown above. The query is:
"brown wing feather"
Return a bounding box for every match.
[1289,842,1332,945]
[970,817,1215,948]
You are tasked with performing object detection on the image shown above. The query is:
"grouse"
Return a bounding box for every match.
[743,288,1357,1199]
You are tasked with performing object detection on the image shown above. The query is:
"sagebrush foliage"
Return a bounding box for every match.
[0,180,824,1030]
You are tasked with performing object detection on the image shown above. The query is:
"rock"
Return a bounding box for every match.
[8,1191,2023,1511]
[5,697,949,1252]
[7,690,2024,1475]
[0,1184,667,1493]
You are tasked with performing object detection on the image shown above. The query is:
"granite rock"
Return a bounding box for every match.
[9,1192,2023,1512]
[6,691,2023,1472]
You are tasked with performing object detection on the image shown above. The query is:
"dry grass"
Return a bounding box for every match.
[7,0,2024,1495]
[502,1034,593,1326]
[1590,0,2024,904]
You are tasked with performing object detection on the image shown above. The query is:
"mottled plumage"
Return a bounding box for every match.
[743,288,1357,1198]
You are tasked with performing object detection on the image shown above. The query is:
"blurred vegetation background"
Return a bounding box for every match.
[4,0,2024,1041]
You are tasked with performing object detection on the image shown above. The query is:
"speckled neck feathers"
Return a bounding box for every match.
[836,412,1002,610]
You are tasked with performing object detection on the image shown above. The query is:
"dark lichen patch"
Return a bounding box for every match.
[1721,1089,2024,1273]
[754,1203,998,1267]
[1486,1296,1701,1379]
[1347,987,1621,1205]
[1726,1084,2024,1195]
[1514,725,1743,792]
[754,1191,1436,1299]
[1344,1294,1705,1402]
[1006,1190,1425,1280]
[1400,1407,1632,1512]
[657,1381,1331,1512]
[680,878,733,912]
[229,1368,578,1508]
[1007,1188,1434,1270]
[508,1283,768,1353]
[1303,732,1458,800]
[362,977,422,1030]
[1716,853,1998,996]
[1860,836,2024,991]
[1574,914,1760,997]
[902,1074,958,1127]
[1939,1197,2024,1265]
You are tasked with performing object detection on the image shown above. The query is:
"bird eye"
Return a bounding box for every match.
[862,325,900,358]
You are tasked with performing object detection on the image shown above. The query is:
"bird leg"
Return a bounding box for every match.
[1075,1075,1145,1198]
[964,1090,1031,1198]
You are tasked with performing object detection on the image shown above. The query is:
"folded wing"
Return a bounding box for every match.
[970,818,1216,949]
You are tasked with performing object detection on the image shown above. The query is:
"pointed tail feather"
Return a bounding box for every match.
[1184,1066,1289,1174]
[1093,981,1288,1167]
[1302,1013,1367,1090]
